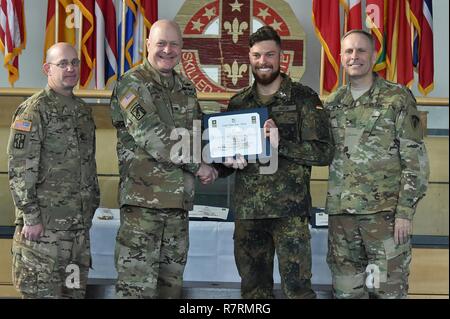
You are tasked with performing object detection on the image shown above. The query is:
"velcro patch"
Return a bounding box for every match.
[120,91,138,109]
[13,133,26,149]
[130,103,147,121]
[272,105,297,112]
[12,119,32,132]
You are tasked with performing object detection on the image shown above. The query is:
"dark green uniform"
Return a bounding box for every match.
[227,74,334,298]
[8,87,99,298]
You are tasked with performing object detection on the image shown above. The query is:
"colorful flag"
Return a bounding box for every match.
[386,0,414,87]
[43,0,76,63]
[95,0,117,89]
[118,0,136,75]
[411,0,434,95]
[74,0,96,88]
[139,0,157,31]
[133,0,157,67]
[0,0,26,86]
[312,0,341,94]
[366,0,387,77]
[341,0,362,31]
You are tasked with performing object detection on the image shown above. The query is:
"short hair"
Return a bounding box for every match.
[341,29,375,51]
[249,25,281,48]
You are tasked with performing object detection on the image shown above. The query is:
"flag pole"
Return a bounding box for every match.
[342,13,348,86]
[120,0,126,76]
[55,0,59,43]
[319,47,325,97]
[143,18,147,61]
[76,10,83,89]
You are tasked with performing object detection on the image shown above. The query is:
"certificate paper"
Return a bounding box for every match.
[204,108,269,159]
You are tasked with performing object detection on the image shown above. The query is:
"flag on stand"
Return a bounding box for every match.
[341,0,362,31]
[312,0,341,94]
[0,0,26,86]
[118,0,136,75]
[74,0,96,88]
[43,0,76,63]
[386,0,414,87]
[95,0,117,89]
[410,0,434,96]
[366,0,387,77]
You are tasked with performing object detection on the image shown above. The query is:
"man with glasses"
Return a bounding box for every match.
[8,42,99,298]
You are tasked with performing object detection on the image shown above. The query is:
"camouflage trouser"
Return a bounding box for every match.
[327,212,412,299]
[234,216,316,299]
[11,226,90,299]
[115,206,189,299]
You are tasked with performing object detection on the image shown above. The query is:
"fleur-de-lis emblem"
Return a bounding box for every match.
[223,18,248,44]
[223,60,247,86]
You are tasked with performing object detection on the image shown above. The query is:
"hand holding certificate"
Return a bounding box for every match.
[203,108,270,161]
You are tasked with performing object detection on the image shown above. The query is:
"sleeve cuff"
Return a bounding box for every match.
[395,205,416,220]
[23,208,42,226]
[182,163,201,175]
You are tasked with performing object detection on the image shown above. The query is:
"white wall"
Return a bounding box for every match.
[1,0,448,129]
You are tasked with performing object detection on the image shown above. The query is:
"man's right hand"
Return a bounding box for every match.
[224,154,247,170]
[196,163,218,185]
[21,224,44,241]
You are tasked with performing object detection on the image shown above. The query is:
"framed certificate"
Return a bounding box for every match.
[203,107,270,161]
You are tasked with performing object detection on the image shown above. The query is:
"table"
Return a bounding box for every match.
[89,208,332,285]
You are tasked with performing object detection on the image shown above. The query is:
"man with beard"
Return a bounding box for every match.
[8,42,100,298]
[223,26,334,299]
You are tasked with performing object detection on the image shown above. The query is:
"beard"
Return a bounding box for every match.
[252,66,280,85]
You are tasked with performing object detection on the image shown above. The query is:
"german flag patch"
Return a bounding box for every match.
[12,119,32,132]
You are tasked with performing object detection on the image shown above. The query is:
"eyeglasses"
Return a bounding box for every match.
[48,58,81,69]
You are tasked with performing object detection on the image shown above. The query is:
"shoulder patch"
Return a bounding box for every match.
[120,91,138,109]
[12,119,32,132]
[129,103,147,121]
[13,133,26,149]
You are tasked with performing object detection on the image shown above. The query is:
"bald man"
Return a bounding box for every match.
[8,42,100,298]
[110,20,222,299]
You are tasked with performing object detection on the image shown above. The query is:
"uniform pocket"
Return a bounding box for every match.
[12,244,55,297]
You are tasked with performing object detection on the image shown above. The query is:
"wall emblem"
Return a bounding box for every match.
[175,0,306,93]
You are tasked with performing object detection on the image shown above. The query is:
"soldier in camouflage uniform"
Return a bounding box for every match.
[223,26,334,299]
[325,30,430,299]
[8,43,100,298]
[110,20,219,299]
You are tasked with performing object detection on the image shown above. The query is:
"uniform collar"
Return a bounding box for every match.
[343,73,383,108]
[45,85,76,104]
[242,73,292,105]
[143,59,182,92]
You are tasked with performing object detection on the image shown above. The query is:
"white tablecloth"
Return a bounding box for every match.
[89,208,331,285]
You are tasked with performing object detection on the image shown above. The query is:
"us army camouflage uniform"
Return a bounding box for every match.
[324,75,430,299]
[8,87,100,298]
[227,73,334,299]
[110,59,202,299]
